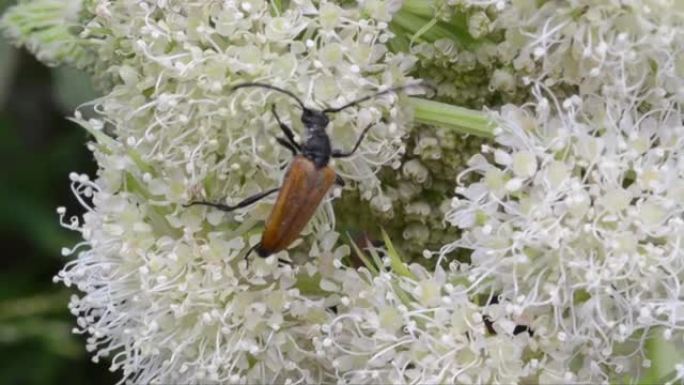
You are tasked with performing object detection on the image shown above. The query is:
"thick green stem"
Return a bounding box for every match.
[409,97,495,138]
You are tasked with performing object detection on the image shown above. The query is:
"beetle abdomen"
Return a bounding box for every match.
[258,155,336,257]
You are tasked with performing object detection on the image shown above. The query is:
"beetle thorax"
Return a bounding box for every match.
[299,108,332,168]
[302,129,331,168]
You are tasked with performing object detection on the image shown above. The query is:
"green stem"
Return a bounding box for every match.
[400,0,434,18]
[0,292,70,321]
[381,229,415,280]
[269,0,285,16]
[409,97,495,138]
[391,8,475,48]
[387,23,411,53]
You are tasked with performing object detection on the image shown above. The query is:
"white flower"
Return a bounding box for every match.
[443,90,684,381]
[45,0,416,382]
[408,0,684,110]
[324,264,533,384]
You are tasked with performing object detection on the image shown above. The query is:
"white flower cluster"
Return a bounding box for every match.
[80,0,413,203]
[399,0,524,108]
[445,93,684,382]
[437,1,684,381]
[36,0,419,382]
[323,265,535,384]
[3,0,684,383]
[407,0,684,110]
[493,0,684,107]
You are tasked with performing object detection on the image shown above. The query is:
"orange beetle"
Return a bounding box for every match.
[186,83,413,258]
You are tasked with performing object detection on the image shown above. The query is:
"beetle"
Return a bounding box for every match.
[186,82,415,259]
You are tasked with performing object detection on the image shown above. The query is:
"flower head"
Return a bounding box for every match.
[443,88,684,381]
[323,264,535,384]
[46,0,417,382]
[3,0,683,383]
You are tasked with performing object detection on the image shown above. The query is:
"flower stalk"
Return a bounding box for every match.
[391,8,474,47]
[409,97,495,138]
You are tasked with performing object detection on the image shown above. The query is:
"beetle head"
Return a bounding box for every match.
[301,108,330,131]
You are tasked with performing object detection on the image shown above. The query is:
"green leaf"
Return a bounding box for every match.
[641,331,684,384]
[381,228,415,279]
[347,233,378,276]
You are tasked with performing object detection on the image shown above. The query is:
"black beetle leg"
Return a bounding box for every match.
[331,123,374,158]
[184,187,280,212]
[271,105,301,152]
[277,257,292,267]
[276,137,298,156]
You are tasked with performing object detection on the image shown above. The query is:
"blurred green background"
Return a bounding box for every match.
[0,36,115,384]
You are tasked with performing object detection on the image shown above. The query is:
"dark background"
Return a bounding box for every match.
[0,38,115,384]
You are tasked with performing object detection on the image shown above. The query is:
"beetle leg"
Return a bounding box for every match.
[277,257,292,266]
[331,123,374,158]
[335,175,345,186]
[184,187,280,212]
[244,242,292,267]
[271,105,301,151]
[276,137,298,156]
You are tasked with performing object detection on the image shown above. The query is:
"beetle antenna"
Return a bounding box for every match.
[232,82,307,110]
[322,83,426,114]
